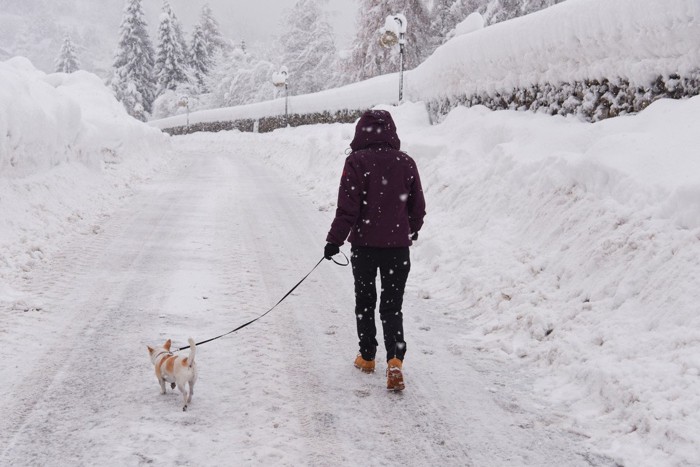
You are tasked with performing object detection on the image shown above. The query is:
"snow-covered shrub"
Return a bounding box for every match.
[426,72,700,123]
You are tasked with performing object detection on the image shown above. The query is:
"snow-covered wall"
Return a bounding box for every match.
[410,0,700,102]
[151,73,398,130]
[150,0,700,130]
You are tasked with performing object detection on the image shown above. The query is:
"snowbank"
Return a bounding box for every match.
[0,57,169,296]
[181,96,700,465]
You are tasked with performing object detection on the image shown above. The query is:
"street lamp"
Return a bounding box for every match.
[380,13,408,103]
[178,94,190,132]
[272,66,289,125]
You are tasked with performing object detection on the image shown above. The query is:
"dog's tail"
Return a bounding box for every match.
[187,338,196,368]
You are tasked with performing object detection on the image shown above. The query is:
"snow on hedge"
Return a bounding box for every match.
[0,57,168,294]
[410,0,700,101]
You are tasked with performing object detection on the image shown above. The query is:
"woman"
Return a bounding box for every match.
[324,109,426,391]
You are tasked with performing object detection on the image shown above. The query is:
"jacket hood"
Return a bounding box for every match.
[350,109,401,151]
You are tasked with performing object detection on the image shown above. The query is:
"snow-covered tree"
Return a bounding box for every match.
[346,0,431,82]
[199,4,227,61]
[111,0,156,120]
[279,0,338,95]
[154,1,190,95]
[55,34,80,73]
[205,46,277,107]
[188,24,210,91]
[467,0,566,25]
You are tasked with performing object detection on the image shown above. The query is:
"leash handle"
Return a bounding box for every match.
[328,250,349,266]
[176,252,348,351]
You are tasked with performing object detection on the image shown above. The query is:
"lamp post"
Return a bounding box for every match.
[272,66,289,125]
[380,14,408,103]
[178,94,190,132]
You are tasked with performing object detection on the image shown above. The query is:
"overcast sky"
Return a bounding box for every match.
[157,0,358,50]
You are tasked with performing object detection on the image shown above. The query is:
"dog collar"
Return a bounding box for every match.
[154,351,173,360]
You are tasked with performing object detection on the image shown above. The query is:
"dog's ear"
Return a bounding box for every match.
[147,346,154,354]
[164,339,172,350]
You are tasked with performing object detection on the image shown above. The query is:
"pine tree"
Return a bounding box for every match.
[111,0,156,120]
[485,0,566,24]
[491,0,523,22]
[154,0,190,95]
[55,34,80,73]
[199,4,226,62]
[279,0,338,95]
[205,46,276,107]
[347,0,431,82]
[430,0,481,47]
[189,24,210,91]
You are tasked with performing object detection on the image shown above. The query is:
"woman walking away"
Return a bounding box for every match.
[324,109,426,391]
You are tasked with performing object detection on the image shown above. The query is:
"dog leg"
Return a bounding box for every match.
[187,380,194,403]
[177,383,188,411]
[158,378,166,395]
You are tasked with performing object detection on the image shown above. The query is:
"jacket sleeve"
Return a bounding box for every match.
[326,157,362,246]
[407,162,426,235]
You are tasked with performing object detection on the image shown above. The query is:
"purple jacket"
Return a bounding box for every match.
[327,110,426,248]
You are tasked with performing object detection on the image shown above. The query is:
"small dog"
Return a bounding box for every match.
[147,338,198,411]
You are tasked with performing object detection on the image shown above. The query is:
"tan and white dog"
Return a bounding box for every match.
[147,338,198,411]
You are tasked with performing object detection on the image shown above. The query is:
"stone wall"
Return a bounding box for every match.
[162,108,366,136]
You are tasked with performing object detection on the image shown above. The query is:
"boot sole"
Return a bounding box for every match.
[354,364,375,373]
[387,369,404,391]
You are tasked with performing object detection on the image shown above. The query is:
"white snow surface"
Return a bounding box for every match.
[0,58,168,297]
[2,52,700,465]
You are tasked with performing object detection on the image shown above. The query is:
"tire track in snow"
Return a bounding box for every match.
[229,151,478,466]
[0,190,180,463]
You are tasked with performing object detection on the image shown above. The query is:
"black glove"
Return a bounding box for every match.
[324,243,340,260]
[410,232,419,241]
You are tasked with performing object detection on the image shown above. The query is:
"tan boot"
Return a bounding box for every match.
[386,358,405,391]
[354,354,376,373]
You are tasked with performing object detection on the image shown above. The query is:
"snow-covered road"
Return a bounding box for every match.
[1,143,610,466]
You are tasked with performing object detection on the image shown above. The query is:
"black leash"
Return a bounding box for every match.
[176,252,349,351]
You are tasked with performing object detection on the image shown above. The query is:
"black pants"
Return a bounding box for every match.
[351,246,410,362]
